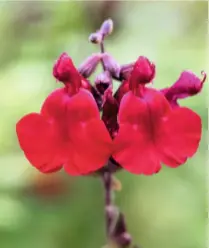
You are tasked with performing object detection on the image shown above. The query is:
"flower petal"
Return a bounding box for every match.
[118,88,170,126]
[161,70,206,107]
[64,89,113,175]
[42,88,112,175]
[16,113,63,173]
[113,124,161,175]
[113,89,169,174]
[64,119,112,175]
[157,107,202,167]
[113,88,200,173]
[41,88,70,119]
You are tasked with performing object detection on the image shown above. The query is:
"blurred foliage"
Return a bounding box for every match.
[0,1,207,248]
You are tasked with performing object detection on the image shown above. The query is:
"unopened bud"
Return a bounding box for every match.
[91,86,103,110]
[53,53,80,85]
[95,71,112,94]
[114,80,129,103]
[131,56,155,84]
[105,205,118,220]
[89,32,103,44]
[129,56,155,93]
[120,62,135,80]
[78,53,101,78]
[100,19,114,37]
[114,232,132,247]
[102,53,120,78]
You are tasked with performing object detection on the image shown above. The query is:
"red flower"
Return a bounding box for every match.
[112,57,202,175]
[16,51,205,177]
[16,53,112,175]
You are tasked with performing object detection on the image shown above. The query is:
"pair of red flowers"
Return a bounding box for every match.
[16,53,206,176]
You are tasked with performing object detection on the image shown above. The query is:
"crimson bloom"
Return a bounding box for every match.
[112,56,203,175]
[16,52,205,176]
[16,53,112,175]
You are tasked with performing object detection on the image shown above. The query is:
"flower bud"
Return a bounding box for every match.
[53,53,80,84]
[130,56,155,86]
[78,53,101,78]
[99,18,114,37]
[102,87,119,138]
[119,62,135,80]
[89,32,103,44]
[102,53,120,78]
[95,70,112,95]
[114,232,132,247]
[112,212,132,247]
[105,205,118,220]
[114,80,129,103]
[112,212,127,235]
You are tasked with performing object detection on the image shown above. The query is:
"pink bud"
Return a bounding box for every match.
[95,71,112,94]
[78,53,101,78]
[119,62,135,80]
[89,33,103,44]
[99,19,114,37]
[102,53,120,78]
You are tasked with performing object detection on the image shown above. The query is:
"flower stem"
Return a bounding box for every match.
[102,170,120,243]
[102,171,113,237]
[100,38,107,72]
[102,169,132,248]
[100,40,105,54]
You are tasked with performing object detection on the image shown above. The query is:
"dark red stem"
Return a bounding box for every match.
[102,166,132,248]
[102,171,113,237]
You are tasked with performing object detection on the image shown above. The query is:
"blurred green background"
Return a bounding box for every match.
[0,1,207,248]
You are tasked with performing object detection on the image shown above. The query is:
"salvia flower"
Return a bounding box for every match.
[16,53,112,175]
[16,33,206,177]
[112,56,204,175]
